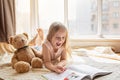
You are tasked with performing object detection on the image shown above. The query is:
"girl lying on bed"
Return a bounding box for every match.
[29,22,71,74]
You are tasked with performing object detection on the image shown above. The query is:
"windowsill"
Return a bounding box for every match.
[70,35,120,52]
[70,35,120,41]
[70,38,120,42]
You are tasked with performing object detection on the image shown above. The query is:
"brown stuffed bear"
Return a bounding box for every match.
[9,33,43,73]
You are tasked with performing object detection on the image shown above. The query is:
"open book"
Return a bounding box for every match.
[41,64,112,80]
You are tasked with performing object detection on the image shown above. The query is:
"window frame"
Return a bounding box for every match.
[31,0,120,39]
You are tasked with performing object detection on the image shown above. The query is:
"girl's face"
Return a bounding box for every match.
[51,29,66,50]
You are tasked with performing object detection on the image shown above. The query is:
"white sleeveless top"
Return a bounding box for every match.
[44,40,64,60]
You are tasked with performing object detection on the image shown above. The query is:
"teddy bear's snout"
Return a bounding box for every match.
[20,38,27,45]
[17,39,25,45]
[21,39,24,42]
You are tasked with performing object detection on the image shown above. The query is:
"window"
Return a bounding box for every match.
[15,0,30,34]
[102,24,109,34]
[113,1,120,7]
[15,0,120,39]
[102,0,109,11]
[102,14,108,21]
[113,23,119,29]
[113,12,119,18]
[38,0,64,35]
[68,0,98,38]
[102,0,120,36]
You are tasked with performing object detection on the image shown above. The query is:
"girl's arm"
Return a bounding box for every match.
[43,44,66,73]
[57,49,67,67]
[42,44,56,71]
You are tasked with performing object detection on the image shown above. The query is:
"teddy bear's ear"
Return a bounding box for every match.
[23,33,28,39]
[9,36,14,44]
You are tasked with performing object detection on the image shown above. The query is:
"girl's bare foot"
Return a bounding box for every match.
[29,28,44,46]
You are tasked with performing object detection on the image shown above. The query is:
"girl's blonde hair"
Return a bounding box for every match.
[47,22,71,56]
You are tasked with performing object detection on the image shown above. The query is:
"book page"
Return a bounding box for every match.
[68,64,112,79]
[42,69,91,80]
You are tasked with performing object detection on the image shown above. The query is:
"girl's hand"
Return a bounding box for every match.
[54,65,66,74]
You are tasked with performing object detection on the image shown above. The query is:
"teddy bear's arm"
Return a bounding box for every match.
[31,48,42,59]
[11,54,18,68]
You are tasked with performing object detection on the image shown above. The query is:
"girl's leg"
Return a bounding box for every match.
[29,28,44,46]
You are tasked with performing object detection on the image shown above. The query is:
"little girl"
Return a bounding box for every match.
[42,22,71,74]
[29,22,71,73]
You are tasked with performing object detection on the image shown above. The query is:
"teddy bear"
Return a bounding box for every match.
[9,33,43,73]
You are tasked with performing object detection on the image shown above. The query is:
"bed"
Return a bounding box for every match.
[0,48,120,80]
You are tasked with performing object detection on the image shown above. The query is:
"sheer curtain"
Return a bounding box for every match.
[15,0,31,36]
[15,0,38,39]
[15,0,64,39]
[38,0,64,36]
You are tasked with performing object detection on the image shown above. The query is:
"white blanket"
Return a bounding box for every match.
[1,48,120,80]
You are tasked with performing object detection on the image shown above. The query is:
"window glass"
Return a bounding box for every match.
[113,1,120,7]
[68,0,98,38]
[102,0,120,35]
[38,0,64,35]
